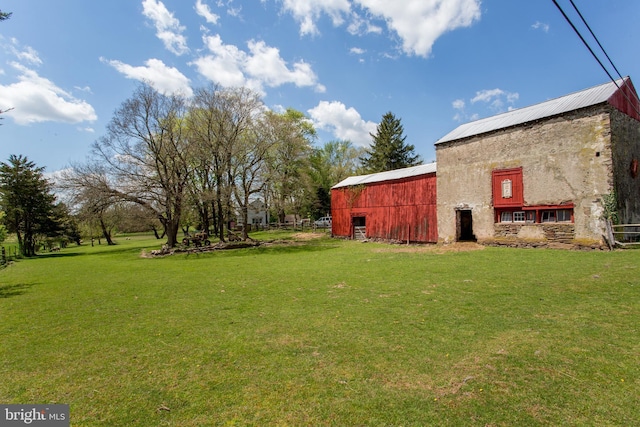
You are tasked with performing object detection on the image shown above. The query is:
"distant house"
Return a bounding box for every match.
[237,199,268,227]
[435,77,640,247]
[331,163,438,242]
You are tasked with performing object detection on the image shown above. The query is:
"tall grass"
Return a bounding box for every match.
[0,233,638,426]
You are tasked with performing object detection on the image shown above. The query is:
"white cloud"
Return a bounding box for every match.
[281,0,351,36]
[0,63,97,125]
[191,34,250,88]
[452,88,519,122]
[471,88,505,104]
[226,5,242,18]
[191,34,324,94]
[532,21,550,33]
[346,12,383,35]
[471,88,519,111]
[195,0,220,24]
[102,57,193,97]
[74,86,93,94]
[350,47,365,55]
[308,100,377,147]
[280,0,481,57]
[6,38,43,66]
[15,45,42,66]
[357,0,481,57]
[142,0,189,55]
[452,99,465,110]
[246,40,325,92]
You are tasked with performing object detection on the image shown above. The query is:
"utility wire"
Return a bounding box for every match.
[566,0,640,107]
[568,0,624,82]
[552,0,640,115]
[551,0,618,86]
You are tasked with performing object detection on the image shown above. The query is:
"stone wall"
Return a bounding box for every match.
[436,105,615,246]
[494,223,575,242]
[610,109,640,224]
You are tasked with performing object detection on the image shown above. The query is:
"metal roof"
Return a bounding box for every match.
[435,77,628,145]
[331,162,437,189]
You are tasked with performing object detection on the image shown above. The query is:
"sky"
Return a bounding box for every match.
[2,0,640,174]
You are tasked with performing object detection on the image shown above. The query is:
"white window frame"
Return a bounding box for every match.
[513,211,525,222]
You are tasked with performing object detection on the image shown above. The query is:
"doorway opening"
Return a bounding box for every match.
[457,209,476,241]
[352,216,366,240]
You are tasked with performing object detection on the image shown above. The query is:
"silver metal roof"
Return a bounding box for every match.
[435,78,627,145]
[331,162,437,189]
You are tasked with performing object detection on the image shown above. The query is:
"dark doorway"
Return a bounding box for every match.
[352,216,366,240]
[457,210,476,241]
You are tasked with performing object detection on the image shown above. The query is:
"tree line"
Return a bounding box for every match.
[1,82,421,254]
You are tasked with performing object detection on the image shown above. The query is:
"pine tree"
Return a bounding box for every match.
[360,112,421,173]
[0,155,58,256]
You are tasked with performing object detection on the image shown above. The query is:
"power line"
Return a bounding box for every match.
[551,0,640,115]
[568,0,624,81]
[551,0,618,85]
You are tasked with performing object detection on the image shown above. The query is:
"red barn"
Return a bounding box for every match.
[331,163,438,242]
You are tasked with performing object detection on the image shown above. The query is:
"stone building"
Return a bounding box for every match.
[435,77,640,247]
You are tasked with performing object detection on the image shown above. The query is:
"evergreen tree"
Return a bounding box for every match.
[360,112,421,173]
[0,155,58,256]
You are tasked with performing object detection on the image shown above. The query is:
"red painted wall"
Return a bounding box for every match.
[608,79,640,122]
[492,167,524,208]
[331,173,438,242]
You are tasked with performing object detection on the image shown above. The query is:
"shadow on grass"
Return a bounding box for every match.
[0,283,34,298]
[207,241,340,258]
[172,241,340,260]
[35,252,83,259]
[89,245,159,257]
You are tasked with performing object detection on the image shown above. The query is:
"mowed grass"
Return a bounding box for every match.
[0,233,639,426]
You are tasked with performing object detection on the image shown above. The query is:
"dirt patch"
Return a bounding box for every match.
[373,242,485,254]
[291,232,327,240]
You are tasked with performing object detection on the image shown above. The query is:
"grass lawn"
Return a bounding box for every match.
[0,233,638,426]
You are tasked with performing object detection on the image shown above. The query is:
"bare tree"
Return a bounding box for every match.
[188,86,263,241]
[88,83,192,247]
[232,116,276,239]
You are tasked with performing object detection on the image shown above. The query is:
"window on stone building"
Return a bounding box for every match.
[526,211,536,222]
[557,209,572,222]
[497,208,572,224]
[541,210,556,223]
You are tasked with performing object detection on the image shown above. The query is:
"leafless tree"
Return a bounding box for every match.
[232,115,276,239]
[86,83,192,247]
[187,85,263,241]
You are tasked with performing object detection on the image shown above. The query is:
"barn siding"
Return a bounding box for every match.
[331,173,438,243]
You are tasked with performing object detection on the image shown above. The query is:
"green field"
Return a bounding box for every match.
[0,233,638,426]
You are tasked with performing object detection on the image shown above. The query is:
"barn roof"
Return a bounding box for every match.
[332,162,437,189]
[436,77,636,145]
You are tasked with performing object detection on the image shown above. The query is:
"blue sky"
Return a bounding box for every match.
[2,0,640,173]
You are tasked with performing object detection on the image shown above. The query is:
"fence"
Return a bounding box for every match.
[605,221,640,248]
[353,226,366,240]
[245,222,330,232]
[0,245,21,265]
